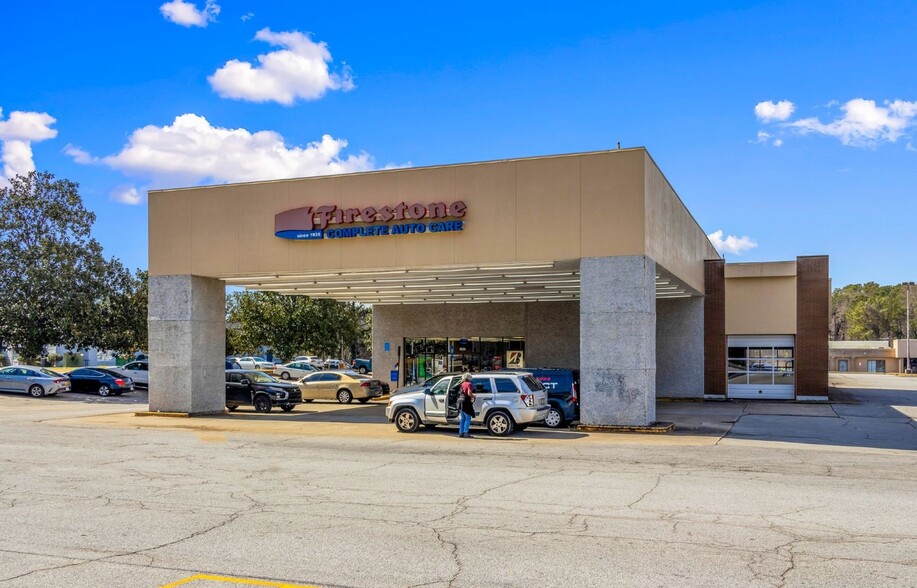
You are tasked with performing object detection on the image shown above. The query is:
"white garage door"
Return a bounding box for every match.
[727,336,795,400]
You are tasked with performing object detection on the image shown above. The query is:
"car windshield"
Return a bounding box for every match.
[252,357,267,361]
[39,368,64,378]
[94,368,124,378]
[247,372,278,383]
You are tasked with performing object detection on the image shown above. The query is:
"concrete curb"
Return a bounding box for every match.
[576,422,675,434]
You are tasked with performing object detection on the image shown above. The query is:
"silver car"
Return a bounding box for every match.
[109,360,149,387]
[385,372,550,436]
[0,366,71,397]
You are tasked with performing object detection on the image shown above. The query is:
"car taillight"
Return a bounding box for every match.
[520,394,535,407]
[360,381,370,387]
[572,382,578,403]
[54,378,66,383]
[115,379,125,386]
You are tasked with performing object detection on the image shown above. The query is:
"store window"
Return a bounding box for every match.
[402,337,526,385]
[867,360,886,373]
[726,336,795,399]
[837,359,849,372]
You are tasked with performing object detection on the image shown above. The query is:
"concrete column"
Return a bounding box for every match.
[148,275,226,414]
[656,296,704,398]
[580,256,656,426]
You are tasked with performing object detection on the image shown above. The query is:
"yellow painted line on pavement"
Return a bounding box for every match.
[160,573,318,587]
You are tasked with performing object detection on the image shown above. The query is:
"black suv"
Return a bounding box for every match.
[225,370,302,413]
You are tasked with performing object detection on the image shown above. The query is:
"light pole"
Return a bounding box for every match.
[906,281,914,374]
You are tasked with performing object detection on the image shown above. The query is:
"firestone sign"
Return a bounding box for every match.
[275,201,467,241]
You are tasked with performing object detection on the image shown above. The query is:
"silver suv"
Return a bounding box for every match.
[385,372,550,436]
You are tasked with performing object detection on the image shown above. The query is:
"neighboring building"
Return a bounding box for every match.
[829,340,917,373]
[147,148,830,424]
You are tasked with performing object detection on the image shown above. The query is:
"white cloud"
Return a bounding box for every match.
[755,100,796,122]
[160,0,219,27]
[63,144,97,164]
[907,142,916,152]
[772,138,783,147]
[707,230,758,256]
[788,98,917,147]
[754,130,771,143]
[111,185,144,205]
[241,12,254,22]
[0,107,58,186]
[208,28,354,105]
[72,113,375,186]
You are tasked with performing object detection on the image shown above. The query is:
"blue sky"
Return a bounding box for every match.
[2,0,915,288]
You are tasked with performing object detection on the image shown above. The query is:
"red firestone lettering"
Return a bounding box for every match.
[449,201,467,218]
[360,206,377,222]
[394,202,408,220]
[378,206,395,222]
[315,206,336,230]
[343,208,360,223]
[407,203,427,219]
[428,202,447,218]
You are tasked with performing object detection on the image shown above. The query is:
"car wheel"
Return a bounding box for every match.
[28,384,44,398]
[98,385,111,397]
[280,372,290,380]
[358,366,368,374]
[544,407,565,428]
[253,395,272,413]
[226,405,238,412]
[281,404,294,412]
[357,398,369,404]
[486,410,515,437]
[336,389,353,404]
[394,407,420,433]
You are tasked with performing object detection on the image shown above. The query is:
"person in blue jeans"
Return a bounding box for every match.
[458,373,475,438]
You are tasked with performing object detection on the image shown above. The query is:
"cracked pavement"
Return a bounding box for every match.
[0,374,915,587]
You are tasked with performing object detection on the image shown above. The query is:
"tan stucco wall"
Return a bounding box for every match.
[725,265,797,335]
[643,154,719,294]
[148,149,711,289]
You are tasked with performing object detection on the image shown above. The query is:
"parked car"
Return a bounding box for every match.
[391,372,459,397]
[226,359,242,370]
[351,358,372,374]
[322,358,349,370]
[225,370,302,412]
[296,371,384,404]
[293,355,323,367]
[274,361,319,380]
[68,367,134,396]
[522,368,580,428]
[109,361,149,388]
[0,366,70,397]
[385,372,550,436]
[236,356,275,370]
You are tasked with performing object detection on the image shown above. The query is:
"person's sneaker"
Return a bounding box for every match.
[458,433,465,438]
[465,434,474,438]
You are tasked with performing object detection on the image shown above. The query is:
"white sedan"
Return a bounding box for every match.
[108,360,149,387]
[237,356,275,370]
[274,361,320,380]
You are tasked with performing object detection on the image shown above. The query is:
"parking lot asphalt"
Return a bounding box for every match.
[0,374,915,587]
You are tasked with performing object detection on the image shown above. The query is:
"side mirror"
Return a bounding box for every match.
[423,388,433,395]
[240,378,250,386]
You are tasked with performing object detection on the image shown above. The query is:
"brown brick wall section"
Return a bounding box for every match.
[796,256,829,397]
[704,259,727,396]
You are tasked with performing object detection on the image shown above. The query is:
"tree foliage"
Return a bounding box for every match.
[226,291,370,361]
[832,282,913,341]
[0,171,146,362]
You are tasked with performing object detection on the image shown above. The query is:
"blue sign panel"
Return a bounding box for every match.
[275,229,324,240]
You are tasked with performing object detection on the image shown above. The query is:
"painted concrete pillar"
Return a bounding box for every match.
[579,256,657,426]
[656,296,704,398]
[148,275,226,414]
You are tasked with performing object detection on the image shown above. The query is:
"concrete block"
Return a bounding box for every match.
[656,296,704,398]
[580,256,657,426]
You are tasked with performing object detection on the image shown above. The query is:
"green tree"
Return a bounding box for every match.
[832,282,912,341]
[97,269,149,356]
[225,291,370,361]
[0,171,134,362]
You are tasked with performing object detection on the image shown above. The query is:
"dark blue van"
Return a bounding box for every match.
[526,368,579,428]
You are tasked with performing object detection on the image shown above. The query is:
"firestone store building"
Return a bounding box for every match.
[148,148,829,426]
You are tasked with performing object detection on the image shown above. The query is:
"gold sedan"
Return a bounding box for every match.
[296,370,384,404]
